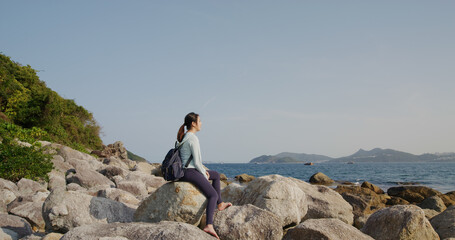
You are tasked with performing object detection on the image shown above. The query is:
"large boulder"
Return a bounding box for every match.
[8,192,48,230]
[42,189,135,233]
[430,205,455,239]
[16,178,47,196]
[291,178,354,225]
[0,214,33,239]
[213,204,283,240]
[221,182,246,204]
[387,186,442,204]
[66,167,115,189]
[236,175,308,227]
[133,182,207,225]
[418,196,447,213]
[283,218,374,240]
[61,221,216,240]
[361,205,439,240]
[309,172,334,185]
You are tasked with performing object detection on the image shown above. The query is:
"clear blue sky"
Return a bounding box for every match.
[1,1,454,163]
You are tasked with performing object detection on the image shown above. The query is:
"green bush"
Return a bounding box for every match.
[0,140,53,182]
[0,122,53,182]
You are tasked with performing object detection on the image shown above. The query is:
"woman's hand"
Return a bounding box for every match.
[205,171,210,179]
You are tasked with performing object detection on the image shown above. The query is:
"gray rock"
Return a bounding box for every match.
[124,171,166,190]
[221,182,246,204]
[237,175,308,227]
[133,182,207,225]
[0,228,19,240]
[57,145,96,162]
[50,155,72,173]
[362,205,439,240]
[98,166,130,181]
[431,205,455,239]
[283,218,374,240]
[0,178,19,194]
[66,158,104,172]
[66,183,86,192]
[9,192,48,230]
[150,163,162,177]
[60,221,216,240]
[423,209,440,220]
[213,204,283,240]
[18,232,45,240]
[0,189,16,209]
[43,189,135,233]
[419,196,447,213]
[116,180,147,198]
[0,214,33,239]
[66,166,115,189]
[17,178,47,196]
[134,162,154,175]
[42,232,64,240]
[98,188,140,206]
[290,177,354,225]
[47,170,66,191]
[103,157,129,170]
[309,172,334,185]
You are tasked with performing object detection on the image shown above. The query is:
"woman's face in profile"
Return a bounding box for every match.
[192,117,202,132]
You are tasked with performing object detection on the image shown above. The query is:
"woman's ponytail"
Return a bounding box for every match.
[177,112,199,142]
[177,124,185,142]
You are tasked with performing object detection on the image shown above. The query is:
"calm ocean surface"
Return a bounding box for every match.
[205,162,455,194]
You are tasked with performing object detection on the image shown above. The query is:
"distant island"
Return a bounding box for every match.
[249,148,455,163]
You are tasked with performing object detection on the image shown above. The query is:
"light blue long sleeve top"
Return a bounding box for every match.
[176,132,207,179]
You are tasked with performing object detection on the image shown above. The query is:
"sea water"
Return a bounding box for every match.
[205,162,455,194]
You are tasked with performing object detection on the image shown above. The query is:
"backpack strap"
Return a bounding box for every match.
[176,141,193,169]
[184,155,193,169]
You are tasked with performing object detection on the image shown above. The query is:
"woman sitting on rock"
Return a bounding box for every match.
[176,112,232,239]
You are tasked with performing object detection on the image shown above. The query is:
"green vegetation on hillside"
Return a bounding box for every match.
[0,122,53,182]
[127,150,147,162]
[0,53,102,151]
[0,53,104,182]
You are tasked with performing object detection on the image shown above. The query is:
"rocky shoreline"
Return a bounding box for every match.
[1,142,454,240]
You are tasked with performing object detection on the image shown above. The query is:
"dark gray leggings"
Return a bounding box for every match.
[180,168,222,225]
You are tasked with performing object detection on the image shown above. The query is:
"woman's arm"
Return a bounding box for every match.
[189,137,208,180]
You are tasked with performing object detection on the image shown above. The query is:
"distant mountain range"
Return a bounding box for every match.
[249,152,333,163]
[249,148,455,163]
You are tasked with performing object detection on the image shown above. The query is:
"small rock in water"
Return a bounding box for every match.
[309,172,334,185]
[234,174,255,183]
